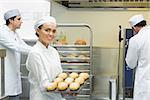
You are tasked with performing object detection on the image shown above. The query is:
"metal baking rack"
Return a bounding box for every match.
[52,23,93,99]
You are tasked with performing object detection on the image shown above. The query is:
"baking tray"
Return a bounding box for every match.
[46,79,89,94]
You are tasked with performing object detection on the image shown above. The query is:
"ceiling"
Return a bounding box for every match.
[52,0,150,9]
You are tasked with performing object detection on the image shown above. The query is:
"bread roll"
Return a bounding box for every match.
[54,77,63,84]
[79,73,89,80]
[58,73,68,79]
[67,54,77,58]
[69,72,79,79]
[57,82,68,90]
[75,77,85,85]
[65,77,74,85]
[74,39,86,45]
[69,82,80,91]
[46,82,57,91]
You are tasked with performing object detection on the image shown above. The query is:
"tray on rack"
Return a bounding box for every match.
[46,79,88,94]
[60,57,90,63]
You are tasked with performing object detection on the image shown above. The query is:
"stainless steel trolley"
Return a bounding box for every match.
[53,23,93,99]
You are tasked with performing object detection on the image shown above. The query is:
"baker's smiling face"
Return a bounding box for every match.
[36,22,56,47]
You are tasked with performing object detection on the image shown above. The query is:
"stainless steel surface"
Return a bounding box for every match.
[57,23,93,75]
[63,70,90,72]
[20,77,29,100]
[0,49,6,97]
[52,0,150,8]
[91,47,124,99]
[109,77,117,100]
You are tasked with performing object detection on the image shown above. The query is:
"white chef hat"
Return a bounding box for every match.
[129,14,144,27]
[34,16,56,30]
[4,9,21,20]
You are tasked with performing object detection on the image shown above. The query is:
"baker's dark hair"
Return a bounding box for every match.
[6,16,16,25]
[134,20,146,27]
[35,25,43,37]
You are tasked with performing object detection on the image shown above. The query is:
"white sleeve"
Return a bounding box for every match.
[0,32,31,54]
[125,38,138,69]
[26,52,51,91]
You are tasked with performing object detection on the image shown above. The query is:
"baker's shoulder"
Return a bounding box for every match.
[0,26,5,33]
[29,45,40,55]
[130,34,138,41]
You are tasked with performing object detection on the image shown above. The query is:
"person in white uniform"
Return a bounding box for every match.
[126,14,150,100]
[26,16,65,100]
[0,9,32,100]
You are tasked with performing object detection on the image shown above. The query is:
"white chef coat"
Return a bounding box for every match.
[26,40,64,100]
[126,26,150,100]
[0,25,31,96]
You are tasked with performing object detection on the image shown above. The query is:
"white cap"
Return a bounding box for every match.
[4,9,21,20]
[34,16,56,30]
[129,14,144,27]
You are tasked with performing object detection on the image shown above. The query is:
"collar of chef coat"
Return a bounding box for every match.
[36,40,51,50]
[4,25,17,34]
[3,25,18,41]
